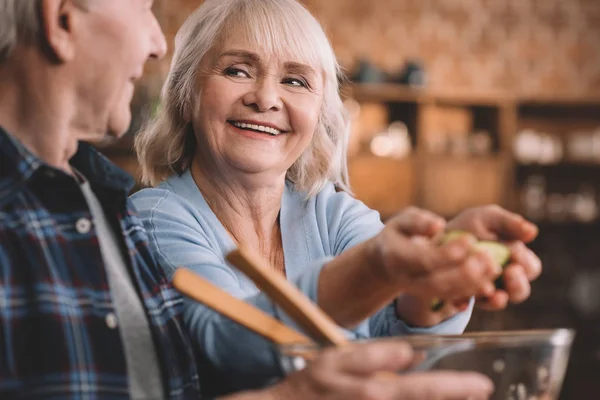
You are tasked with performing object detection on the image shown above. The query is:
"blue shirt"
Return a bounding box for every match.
[0,128,200,399]
[131,169,473,396]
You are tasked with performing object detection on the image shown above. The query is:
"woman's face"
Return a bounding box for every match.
[191,31,324,181]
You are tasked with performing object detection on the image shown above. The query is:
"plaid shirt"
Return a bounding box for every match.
[0,128,201,399]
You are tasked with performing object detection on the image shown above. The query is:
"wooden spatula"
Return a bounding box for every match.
[226,247,349,346]
[176,259,396,378]
[172,268,313,346]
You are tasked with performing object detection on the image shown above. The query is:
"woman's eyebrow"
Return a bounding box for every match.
[218,50,261,63]
[285,62,317,77]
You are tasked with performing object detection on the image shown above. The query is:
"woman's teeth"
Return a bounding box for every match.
[231,121,281,136]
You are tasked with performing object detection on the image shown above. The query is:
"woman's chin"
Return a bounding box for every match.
[225,156,286,177]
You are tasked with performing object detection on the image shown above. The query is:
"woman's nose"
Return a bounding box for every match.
[242,78,283,112]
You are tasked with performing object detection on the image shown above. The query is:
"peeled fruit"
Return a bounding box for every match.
[437,230,476,245]
[430,231,511,311]
[475,241,511,269]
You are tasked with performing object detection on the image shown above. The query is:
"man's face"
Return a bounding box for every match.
[73,0,166,140]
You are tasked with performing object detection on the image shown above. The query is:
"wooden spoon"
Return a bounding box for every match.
[226,247,348,346]
[176,258,396,378]
[172,268,313,346]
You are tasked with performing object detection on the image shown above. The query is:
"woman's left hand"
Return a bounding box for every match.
[446,205,542,311]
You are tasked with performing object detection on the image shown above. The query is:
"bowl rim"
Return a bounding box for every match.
[278,328,576,353]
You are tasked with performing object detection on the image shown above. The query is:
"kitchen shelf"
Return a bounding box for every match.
[340,83,600,218]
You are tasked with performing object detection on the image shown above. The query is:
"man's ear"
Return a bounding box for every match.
[39,0,80,62]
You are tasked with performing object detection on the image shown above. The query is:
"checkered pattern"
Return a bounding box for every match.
[0,128,200,399]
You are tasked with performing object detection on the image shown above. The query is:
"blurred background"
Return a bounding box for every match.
[100,1,600,398]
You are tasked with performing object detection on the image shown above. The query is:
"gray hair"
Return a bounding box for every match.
[0,0,40,62]
[135,0,351,197]
[0,0,91,63]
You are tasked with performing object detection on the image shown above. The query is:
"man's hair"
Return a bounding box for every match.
[135,0,352,197]
[0,0,91,63]
[0,0,40,62]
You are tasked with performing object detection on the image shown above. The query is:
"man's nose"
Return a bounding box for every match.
[149,14,167,60]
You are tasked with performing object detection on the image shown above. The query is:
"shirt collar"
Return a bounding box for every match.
[0,127,135,200]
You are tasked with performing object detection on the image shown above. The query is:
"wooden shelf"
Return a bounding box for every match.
[518,94,600,107]
[348,154,415,219]
[416,154,510,218]
[343,83,600,219]
[346,83,600,107]
[346,83,512,107]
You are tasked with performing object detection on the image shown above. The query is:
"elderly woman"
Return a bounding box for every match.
[131,0,541,395]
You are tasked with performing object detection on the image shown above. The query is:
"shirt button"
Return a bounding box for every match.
[105,313,118,329]
[75,218,92,234]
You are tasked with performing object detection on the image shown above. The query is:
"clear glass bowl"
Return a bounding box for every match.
[279,329,575,400]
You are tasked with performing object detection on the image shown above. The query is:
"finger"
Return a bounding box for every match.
[478,280,497,298]
[415,255,490,300]
[389,372,494,400]
[450,297,471,312]
[423,298,467,322]
[327,341,415,375]
[453,250,502,295]
[502,264,532,304]
[477,290,509,310]
[481,206,538,243]
[377,229,454,277]
[389,207,447,238]
[507,241,542,281]
[439,234,478,262]
[469,279,500,307]
[472,246,504,279]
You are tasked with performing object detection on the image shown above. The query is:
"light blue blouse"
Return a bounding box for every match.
[130,170,473,393]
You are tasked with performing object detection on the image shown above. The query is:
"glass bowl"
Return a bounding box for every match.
[279,329,575,400]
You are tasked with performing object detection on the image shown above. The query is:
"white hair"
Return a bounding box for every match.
[0,0,91,63]
[0,0,40,62]
[135,0,352,197]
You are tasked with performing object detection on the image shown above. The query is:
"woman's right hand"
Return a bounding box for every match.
[367,207,502,305]
[259,340,493,400]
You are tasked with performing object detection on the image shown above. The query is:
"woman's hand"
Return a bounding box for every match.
[254,340,493,400]
[381,205,541,326]
[367,207,502,315]
[317,205,540,329]
[446,205,542,310]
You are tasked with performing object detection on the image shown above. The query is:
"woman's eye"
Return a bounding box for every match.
[224,67,250,78]
[283,77,308,88]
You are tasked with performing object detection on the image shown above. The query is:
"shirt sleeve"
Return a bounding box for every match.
[130,189,356,393]
[319,185,473,337]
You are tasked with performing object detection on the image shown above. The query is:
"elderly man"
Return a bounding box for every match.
[0,1,534,399]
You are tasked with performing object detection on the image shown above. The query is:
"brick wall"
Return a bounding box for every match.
[146,0,600,98]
